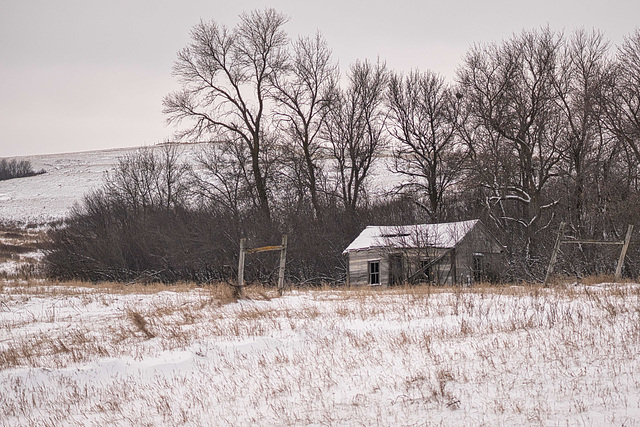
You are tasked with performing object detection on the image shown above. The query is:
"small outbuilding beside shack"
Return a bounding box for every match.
[343,219,504,286]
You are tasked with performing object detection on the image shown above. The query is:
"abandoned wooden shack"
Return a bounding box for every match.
[343,219,504,286]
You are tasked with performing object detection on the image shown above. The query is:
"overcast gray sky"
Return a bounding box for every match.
[1,0,638,157]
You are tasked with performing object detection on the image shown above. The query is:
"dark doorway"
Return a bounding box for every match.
[420,259,432,282]
[389,253,404,285]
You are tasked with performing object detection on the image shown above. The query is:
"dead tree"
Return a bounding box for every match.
[271,33,338,219]
[553,29,611,230]
[457,28,565,254]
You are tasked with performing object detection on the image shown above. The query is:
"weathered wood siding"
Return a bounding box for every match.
[453,222,504,284]
[347,249,388,286]
[348,247,454,286]
[402,248,453,285]
[346,222,505,287]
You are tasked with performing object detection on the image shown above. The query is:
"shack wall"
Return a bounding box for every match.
[345,221,504,287]
[348,247,454,286]
[347,248,389,287]
[454,222,505,284]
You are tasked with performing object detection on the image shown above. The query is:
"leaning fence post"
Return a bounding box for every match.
[277,235,288,295]
[544,222,565,287]
[615,225,633,280]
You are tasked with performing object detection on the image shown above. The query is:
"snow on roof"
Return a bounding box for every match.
[343,219,479,253]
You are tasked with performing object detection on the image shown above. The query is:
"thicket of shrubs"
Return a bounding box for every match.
[0,159,44,181]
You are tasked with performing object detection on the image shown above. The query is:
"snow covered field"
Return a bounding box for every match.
[1,281,640,425]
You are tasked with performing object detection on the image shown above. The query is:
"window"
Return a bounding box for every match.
[369,261,380,285]
[472,254,485,282]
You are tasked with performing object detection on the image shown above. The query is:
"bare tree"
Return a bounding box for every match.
[458,28,564,240]
[191,141,246,224]
[604,29,640,163]
[387,70,469,221]
[324,59,388,214]
[163,9,289,220]
[271,32,338,218]
[157,144,192,210]
[553,30,612,230]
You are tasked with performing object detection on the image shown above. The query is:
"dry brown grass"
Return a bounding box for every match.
[0,225,47,248]
[550,273,635,286]
[0,225,48,281]
[0,274,635,297]
[128,310,156,339]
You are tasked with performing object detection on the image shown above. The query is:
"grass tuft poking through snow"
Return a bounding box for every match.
[1,281,640,425]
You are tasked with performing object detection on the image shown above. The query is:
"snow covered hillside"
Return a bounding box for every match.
[0,146,163,225]
[0,144,399,226]
[1,282,639,425]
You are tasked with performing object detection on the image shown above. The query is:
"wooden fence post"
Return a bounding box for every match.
[237,238,246,296]
[277,235,288,295]
[237,236,288,297]
[544,222,565,287]
[615,225,634,280]
[544,222,633,285]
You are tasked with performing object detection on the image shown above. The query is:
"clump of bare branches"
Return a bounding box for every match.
[0,158,44,181]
